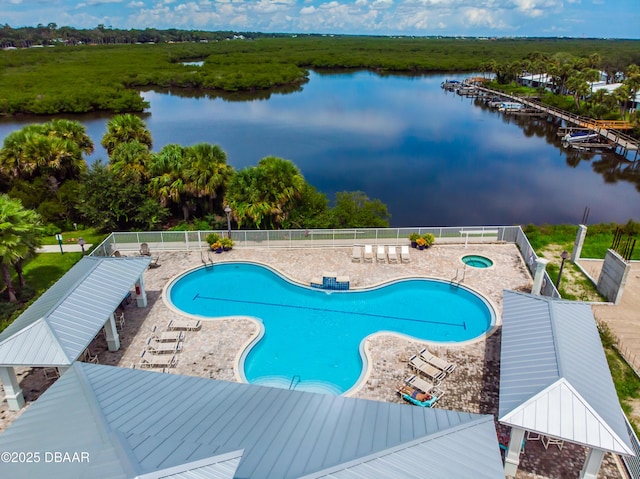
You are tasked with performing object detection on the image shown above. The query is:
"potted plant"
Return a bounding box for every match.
[416,237,427,250]
[422,233,435,248]
[221,237,234,251]
[205,232,220,247]
[408,233,420,248]
[211,241,223,253]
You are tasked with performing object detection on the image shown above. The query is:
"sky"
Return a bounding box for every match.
[2,0,639,39]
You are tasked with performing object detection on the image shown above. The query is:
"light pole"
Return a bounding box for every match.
[224,206,232,238]
[555,250,569,289]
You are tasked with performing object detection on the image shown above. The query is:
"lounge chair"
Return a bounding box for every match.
[400,245,410,263]
[151,325,184,342]
[388,246,398,263]
[112,250,126,258]
[363,245,374,262]
[140,242,151,256]
[419,348,456,374]
[396,383,443,407]
[167,319,202,331]
[43,367,60,380]
[149,256,160,268]
[82,348,99,364]
[146,338,183,354]
[115,312,125,330]
[409,354,446,382]
[139,351,177,369]
[352,245,362,263]
[404,374,437,395]
[376,245,386,263]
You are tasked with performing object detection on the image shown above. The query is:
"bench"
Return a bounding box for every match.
[459,229,499,247]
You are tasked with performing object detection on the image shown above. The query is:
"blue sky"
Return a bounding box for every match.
[2,0,639,38]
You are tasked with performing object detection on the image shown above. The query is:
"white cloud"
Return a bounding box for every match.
[128,1,144,7]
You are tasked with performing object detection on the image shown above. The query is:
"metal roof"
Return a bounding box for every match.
[0,256,150,367]
[0,363,505,479]
[499,290,633,455]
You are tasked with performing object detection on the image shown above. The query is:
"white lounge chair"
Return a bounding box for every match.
[363,245,373,262]
[352,245,362,263]
[419,348,456,374]
[405,374,438,395]
[167,319,201,331]
[376,245,386,263]
[82,348,99,364]
[139,351,177,369]
[400,245,410,263]
[409,354,446,382]
[151,325,185,342]
[388,246,398,263]
[146,338,183,354]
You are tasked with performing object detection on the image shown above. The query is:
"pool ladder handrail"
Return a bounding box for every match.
[201,249,214,269]
[289,375,301,390]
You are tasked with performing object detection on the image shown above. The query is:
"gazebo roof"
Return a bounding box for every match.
[0,363,506,479]
[499,290,633,455]
[0,256,150,367]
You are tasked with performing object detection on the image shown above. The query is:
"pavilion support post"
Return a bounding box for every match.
[135,275,147,308]
[531,258,549,295]
[504,427,525,478]
[0,366,25,410]
[579,448,605,479]
[105,314,121,351]
[57,366,69,375]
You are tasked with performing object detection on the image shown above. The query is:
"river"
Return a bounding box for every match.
[1,71,638,227]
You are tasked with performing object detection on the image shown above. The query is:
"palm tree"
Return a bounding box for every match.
[101,114,153,156]
[0,195,43,302]
[147,144,188,219]
[110,140,152,184]
[226,156,304,229]
[183,143,234,213]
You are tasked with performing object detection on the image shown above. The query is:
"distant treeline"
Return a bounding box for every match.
[1,32,640,116]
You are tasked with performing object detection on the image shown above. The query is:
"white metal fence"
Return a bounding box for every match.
[90,225,559,298]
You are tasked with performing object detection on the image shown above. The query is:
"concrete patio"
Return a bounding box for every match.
[0,243,629,478]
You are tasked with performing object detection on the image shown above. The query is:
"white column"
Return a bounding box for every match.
[135,275,148,308]
[504,427,526,478]
[0,366,25,410]
[531,258,549,295]
[571,224,588,262]
[104,314,121,351]
[579,448,605,479]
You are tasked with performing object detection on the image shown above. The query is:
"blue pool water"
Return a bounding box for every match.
[167,262,494,394]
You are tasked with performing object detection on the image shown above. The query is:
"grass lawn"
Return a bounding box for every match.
[0,252,83,332]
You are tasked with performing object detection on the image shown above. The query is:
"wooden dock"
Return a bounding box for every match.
[473,85,640,159]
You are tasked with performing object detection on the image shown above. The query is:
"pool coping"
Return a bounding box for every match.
[161,259,500,396]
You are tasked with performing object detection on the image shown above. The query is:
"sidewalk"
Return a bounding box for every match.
[37,244,92,254]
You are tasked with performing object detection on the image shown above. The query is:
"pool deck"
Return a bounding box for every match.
[0,244,627,478]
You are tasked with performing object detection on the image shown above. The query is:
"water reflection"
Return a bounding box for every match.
[0,70,638,226]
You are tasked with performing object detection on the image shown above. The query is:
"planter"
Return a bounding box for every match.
[223,246,231,252]
[417,245,425,250]
[214,248,223,254]
[410,241,418,248]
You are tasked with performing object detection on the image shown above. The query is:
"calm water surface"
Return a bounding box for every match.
[1,71,638,226]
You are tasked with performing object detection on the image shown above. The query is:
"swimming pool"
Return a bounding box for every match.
[167,262,495,394]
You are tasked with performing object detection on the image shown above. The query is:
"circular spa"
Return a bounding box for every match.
[167,262,495,394]
[462,255,494,268]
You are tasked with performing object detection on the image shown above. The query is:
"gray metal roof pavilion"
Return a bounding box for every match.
[0,363,506,479]
[0,256,150,410]
[499,290,633,478]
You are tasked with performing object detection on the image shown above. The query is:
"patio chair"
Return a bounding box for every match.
[151,325,185,342]
[419,348,456,374]
[400,245,410,263]
[541,435,564,450]
[376,245,386,263]
[139,351,177,369]
[363,244,373,262]
[43,367,60,380]
[140,242,151,256]
[167,319,202,331]
[396,383,444,407]
[112,250,126,257]
[409,354,446,383]
[404,374,437,395]
[115,312,125,330]
[146,338,183,354]
[388,246,398,263]
[352,245,362,263]
[82,348,99,364]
